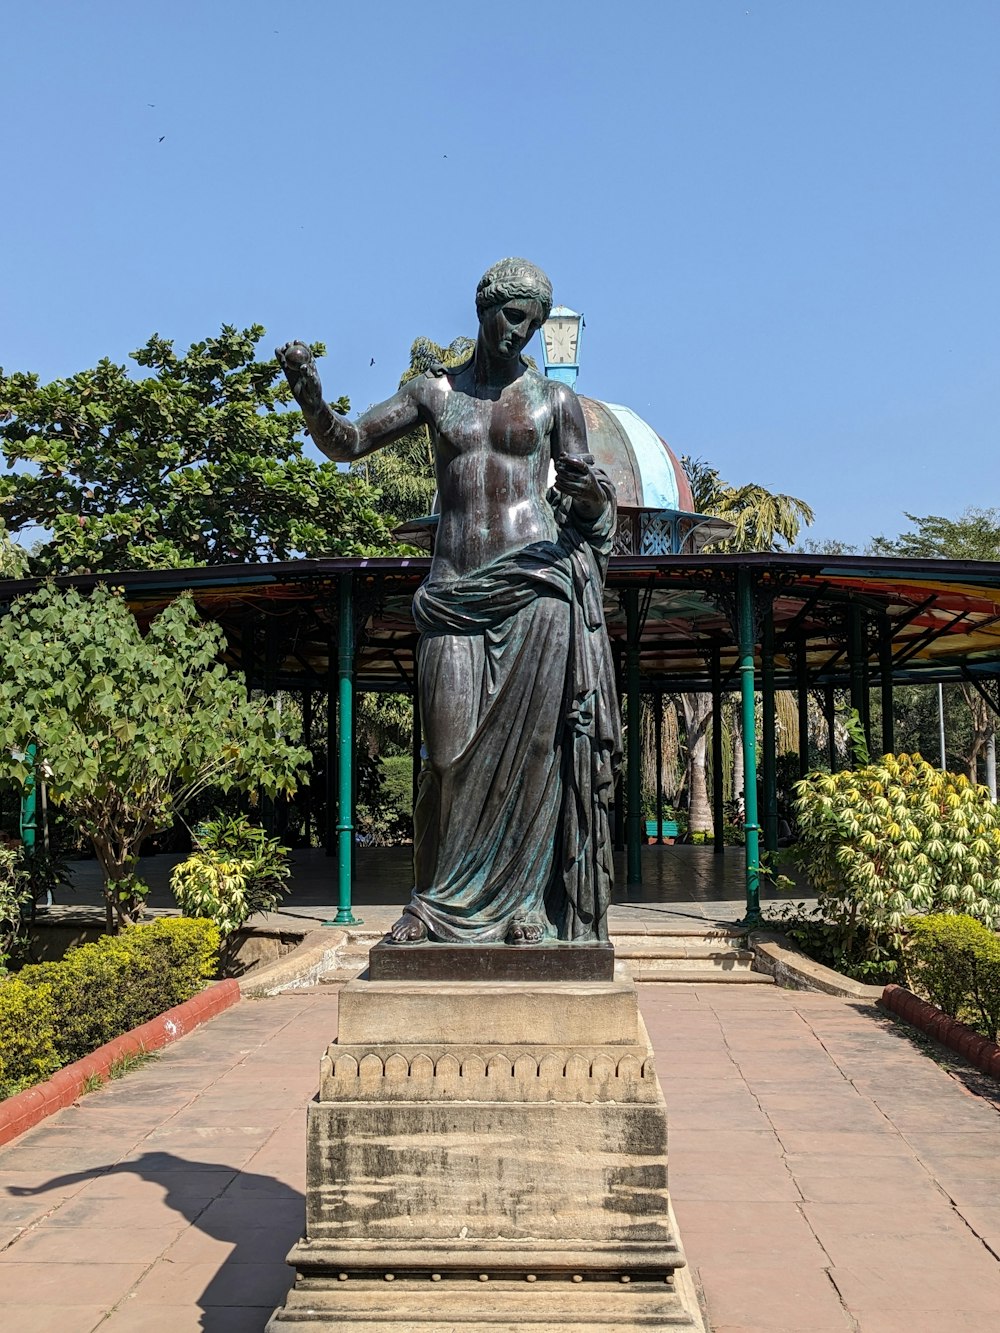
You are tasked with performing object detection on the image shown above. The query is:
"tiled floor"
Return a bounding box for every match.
[55,843,814,930]
[2,984,999,1331]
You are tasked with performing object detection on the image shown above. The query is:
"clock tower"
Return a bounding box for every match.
[539,304,583,387]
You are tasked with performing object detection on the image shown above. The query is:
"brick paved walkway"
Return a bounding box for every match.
[2,985,999,1331]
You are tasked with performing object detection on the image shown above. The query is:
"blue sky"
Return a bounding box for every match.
[2,0,997,549]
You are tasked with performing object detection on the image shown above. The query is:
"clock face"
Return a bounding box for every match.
[543,318,579,364]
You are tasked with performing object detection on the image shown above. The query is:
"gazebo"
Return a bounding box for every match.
[6,313,999,929]
[5,540,1000,928]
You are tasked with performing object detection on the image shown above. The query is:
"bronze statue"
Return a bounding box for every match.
[278,259,621,946]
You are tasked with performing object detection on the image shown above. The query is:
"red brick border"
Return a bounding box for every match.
[880,983,1000,1080]
[0,979,240,1148]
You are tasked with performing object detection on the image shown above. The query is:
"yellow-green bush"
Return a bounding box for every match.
[0,917,219,1099]
[794,754,1000,944]
[0,977,60,1098]
[908,912,1000,1041]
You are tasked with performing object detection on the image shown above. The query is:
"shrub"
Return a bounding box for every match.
[171,814,290,934]
[792,753,1000,962]
[768,902,903,985]
[0,844,31,974]
[171,856,252,936]
[4,917,219,1086]
[0,977,59,1097]
[908,912,1000,1041]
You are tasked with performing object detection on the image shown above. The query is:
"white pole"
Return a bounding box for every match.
[938,683,947,770]
[987,730,997,802]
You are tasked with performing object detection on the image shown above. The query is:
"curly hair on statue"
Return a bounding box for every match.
[475,257,553,322]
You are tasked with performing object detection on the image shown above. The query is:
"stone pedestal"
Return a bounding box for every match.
[267,966,702,1331]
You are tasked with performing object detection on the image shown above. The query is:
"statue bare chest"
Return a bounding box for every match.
[433,383,551,462]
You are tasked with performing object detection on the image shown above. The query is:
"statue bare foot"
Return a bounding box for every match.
[505,918,544,946]
[389,911,428,943]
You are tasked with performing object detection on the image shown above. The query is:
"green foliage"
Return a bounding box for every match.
[171,858,251,936]
[908,913,1000,1040]
[355,753,412,846]
[840,706,871,766]
[0,845,31,974]
[108,1048,158,1080]
[681,456,814,551]
[196,813,290,899]
[793,754,1000,963]
[767,902,903,984]
[0,917,218,1098]
[871,507,1000,562]
[0,325,397,573]
[171,813,290,933]
[0,976,59,1097]
[0,583,309,928]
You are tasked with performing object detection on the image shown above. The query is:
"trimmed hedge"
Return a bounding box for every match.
[0,918,219,1099]
[908,913,1000,1042]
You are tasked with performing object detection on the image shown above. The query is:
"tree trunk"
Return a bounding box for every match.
[681,693,713,835]
[731,708,744,819]
[959,684,991,787]
[89,829,144,934]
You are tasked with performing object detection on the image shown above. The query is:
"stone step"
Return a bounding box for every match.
[320,929,765,985]
[628,966,774,984]
[617,958,756,976]
[611,941,755,961]
[609,925,746,940]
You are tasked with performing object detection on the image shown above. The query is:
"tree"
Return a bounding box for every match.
[870,507,1000,563]
[684,458,815,552]
[0,584,309,930]
[0,325,397,574]
[680,457,814,833]
[873,508,1000,786]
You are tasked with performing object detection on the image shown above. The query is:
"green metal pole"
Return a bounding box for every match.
[825,684,837,771]
[324,634,336,857]
[20,741,37,856]
[762,605,778,855]
[625,588,643,886]
[331,573,361,926]
[18,742,37,922]
[737,569,762,927]
[711,647,725,855]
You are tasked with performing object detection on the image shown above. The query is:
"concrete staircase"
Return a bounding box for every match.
[610,925,772,983]
[321,927,386,983]
[318,923,772,984]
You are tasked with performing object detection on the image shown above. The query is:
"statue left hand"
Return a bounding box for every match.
[554,455,605,511]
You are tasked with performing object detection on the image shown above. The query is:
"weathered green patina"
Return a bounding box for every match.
[279,260,621,946]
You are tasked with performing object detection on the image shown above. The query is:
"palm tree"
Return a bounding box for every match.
[679,459,814,834]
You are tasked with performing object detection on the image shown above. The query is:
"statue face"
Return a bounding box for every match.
[479,298,544,361]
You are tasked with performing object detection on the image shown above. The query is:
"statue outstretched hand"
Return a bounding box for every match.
[554,453,606,517]
[276,342,324,416]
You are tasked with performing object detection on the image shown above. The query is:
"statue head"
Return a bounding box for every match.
[475,258,553,324]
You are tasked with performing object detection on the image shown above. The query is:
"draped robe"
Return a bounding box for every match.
[406,478,621,943]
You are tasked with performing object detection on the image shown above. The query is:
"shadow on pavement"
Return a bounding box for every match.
[8,1150,301,1330]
